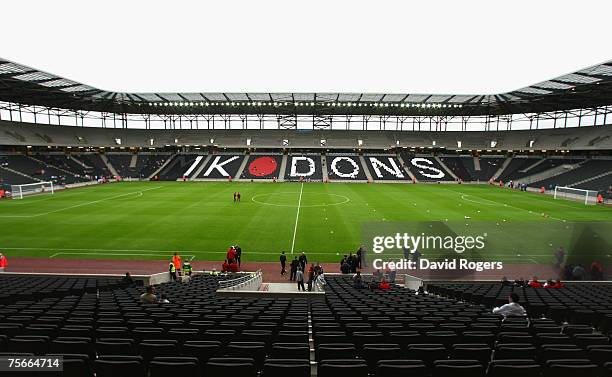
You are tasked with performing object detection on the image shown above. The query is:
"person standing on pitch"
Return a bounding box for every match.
[280,251,287,276]
[233,192,237,203]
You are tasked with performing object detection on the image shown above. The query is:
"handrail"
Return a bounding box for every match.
[218,270,263,290]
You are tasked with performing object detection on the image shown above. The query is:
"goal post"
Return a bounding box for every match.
[553,185,598,205]
[10,181,54,199]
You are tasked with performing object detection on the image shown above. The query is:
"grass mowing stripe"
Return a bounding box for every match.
[290,182,304,254]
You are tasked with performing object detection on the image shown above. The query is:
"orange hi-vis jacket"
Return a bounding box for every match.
[172,255,182,270]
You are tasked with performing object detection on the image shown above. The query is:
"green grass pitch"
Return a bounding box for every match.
[1,181,610,264]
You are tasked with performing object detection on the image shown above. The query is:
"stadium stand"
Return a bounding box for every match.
[510,158,585,181]
[76,154,112,178]
[34,154,90,178]
[1,154,87,185]
[497,157,543,182]
[285,154,323,181]
[106,154,133,178]
[1,270,612,376]
[438,156,472,181]
[365,155,410,181]
[240,154,283,180]
[197,154,244,180]
[400,152,448,181]
[326,155,368,181]
[135,154,171,179]
[0,155,36,185]
[463,157,505,182]
[529,159,612,189]
[157,154,200,180]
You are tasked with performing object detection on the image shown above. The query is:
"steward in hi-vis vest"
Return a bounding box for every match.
[169,262,177,281]
[183,261,192,276]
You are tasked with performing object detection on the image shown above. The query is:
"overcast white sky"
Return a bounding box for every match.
[2,0,611,95]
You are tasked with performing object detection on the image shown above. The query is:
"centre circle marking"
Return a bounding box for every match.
[251,192,350,207]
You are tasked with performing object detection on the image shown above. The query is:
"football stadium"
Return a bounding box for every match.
[1,1,612,376]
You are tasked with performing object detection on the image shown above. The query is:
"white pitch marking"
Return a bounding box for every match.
[0,186,162,218]
[290,182,304,254]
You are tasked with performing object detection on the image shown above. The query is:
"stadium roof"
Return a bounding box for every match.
[1,57,612,116]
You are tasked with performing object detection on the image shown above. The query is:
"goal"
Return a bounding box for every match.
[10,181,54,199]
[553,186,598,205]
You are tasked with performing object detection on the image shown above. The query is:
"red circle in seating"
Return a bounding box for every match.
[249,156,277,177]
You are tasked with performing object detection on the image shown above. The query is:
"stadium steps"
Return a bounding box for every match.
[129,154,137,168]
[100,154,118,177]
[434,156,458,180]
[0,165,40,184]
[234,154,250,181]
[522,160,585,185]
[321,154,329,182]
[69,155,91,169]
[396,154,416,181]
[568,170,612,188]
[0,165,42,182]
[520,158,547,174]
[492,157,512,181]
[359,155,374,181]
[27,155,79,177]
[147,153,177,179]
[278,154,288,182]
[473,156,481,171]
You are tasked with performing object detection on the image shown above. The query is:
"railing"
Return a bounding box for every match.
[218,270,263,291]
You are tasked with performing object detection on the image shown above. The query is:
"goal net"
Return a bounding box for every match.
[10,181,54,199]
[553,186,598,205]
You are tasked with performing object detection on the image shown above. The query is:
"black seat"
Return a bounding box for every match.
[7,337,49,355]
[494,344,536,360]
[540,347,587,362]
[181,340,222,364]
[96,338,136,355]
[149,356,200,377]
[262,359,310,377]
[361,343,402,370]
[227,341,266,368]
[270,343,310,359]
[50,339,94,359]
[205,357,256,377]
[319,359,369,377]
[487,359,541,377]
[451,344,492,365]
[376,360,428,377]
[95,357,145,377]
[433,359,485,377]
[138,340,178,363]
[317,343,357,361]
[544,359,599,377]
[407,344,448,366]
